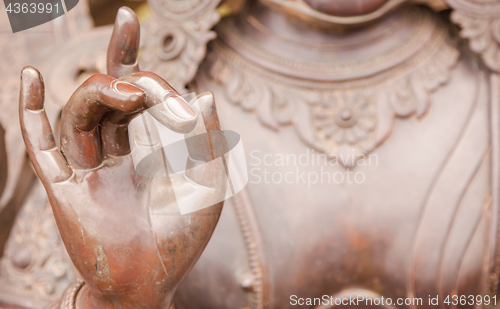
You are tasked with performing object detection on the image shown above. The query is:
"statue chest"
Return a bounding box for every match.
[179,40,498,308]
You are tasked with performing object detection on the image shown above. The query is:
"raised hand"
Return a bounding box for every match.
[19,7,226,309]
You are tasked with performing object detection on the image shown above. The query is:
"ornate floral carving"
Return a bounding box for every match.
[311,91,378,160]
[202,8,459,166]
[141,0,221,91]
[0,182,76,309]
[447,0,500,72]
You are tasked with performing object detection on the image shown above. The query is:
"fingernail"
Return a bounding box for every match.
[112,80,145,99]
[21,66,44,111]
[116,7,137,27]
[164,94,197,120]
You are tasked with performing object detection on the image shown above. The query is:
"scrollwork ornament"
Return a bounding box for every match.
[141,0,221,91]
[447,0,500,72]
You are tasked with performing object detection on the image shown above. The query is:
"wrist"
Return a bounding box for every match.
[52,279,173,309]
[48,279,117,309]
[47,279,84,309]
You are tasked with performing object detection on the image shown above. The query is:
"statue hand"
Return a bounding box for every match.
[19,7,226,309]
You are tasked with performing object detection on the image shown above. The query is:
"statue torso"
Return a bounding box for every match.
[175,4,497,308]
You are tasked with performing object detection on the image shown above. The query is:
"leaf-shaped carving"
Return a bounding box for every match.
[448,0,500,72]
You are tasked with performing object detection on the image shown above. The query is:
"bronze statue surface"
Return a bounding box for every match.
[2,0,500,308]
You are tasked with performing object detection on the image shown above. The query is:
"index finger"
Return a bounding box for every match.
[60,74,146,170]
[19,67,72,184]
[107,7,140,78]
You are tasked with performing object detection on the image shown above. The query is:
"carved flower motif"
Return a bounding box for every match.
[312,91,377,161]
